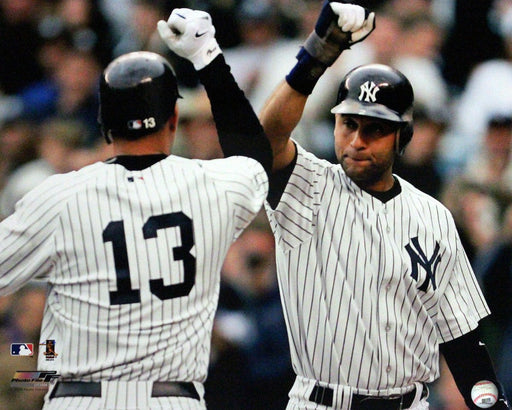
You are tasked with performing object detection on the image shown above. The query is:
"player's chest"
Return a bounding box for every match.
[315,199,454,296]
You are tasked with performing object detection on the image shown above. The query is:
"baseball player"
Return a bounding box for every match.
[0,17,272,409]
[159,3,511,410]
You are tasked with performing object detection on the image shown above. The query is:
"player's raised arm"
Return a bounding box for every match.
[157,9,273,176]
[259,1,375,171]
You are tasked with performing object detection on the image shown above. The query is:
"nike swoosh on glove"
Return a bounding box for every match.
[157,8,222,70]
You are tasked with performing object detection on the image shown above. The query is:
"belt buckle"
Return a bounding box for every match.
[354,389,410,410]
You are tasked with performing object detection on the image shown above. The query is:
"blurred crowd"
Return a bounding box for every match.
[1,0,512,409]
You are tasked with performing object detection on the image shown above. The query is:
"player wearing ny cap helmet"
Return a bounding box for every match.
[0,46,272,409]
[258,2,510,408]
[159,1,510,409]
[330,63,414,154]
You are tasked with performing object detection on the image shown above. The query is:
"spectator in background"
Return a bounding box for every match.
[0,118,93,219]
[441,115,512,261]
[473,203,512,401]
[438,0,512,178]
[388,0,433,15]
[0,119,39,197]
[112,0,170,57]
[98,0,135,45]
[186,0,241,48]
[225,0,335,160]
[463,115,512,193]
[36,24,76,82]
[113,0,203,89]
[441,179,502,263]
[207,212,294,410]
[441,0,505,91]
[223,0,285,108]
[174,88,223,160]
[0,293,17,346]
[0,49,102,145]
[0,0,44,95]
[392,12,449,120]
[42,0,115,66]
[394,106,446,199]
[337,4,402,70]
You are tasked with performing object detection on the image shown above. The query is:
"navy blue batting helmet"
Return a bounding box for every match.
[331,64,414,153]
[99,51,180,142]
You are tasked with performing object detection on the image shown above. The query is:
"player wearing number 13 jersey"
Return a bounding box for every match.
[0,50,271,409]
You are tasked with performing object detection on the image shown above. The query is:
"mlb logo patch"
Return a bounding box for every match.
[127,119,142,130]
[11,343,34,356]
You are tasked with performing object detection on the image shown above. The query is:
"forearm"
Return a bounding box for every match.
[440,328,510,409]
[259,2,374,171]
[198,55,273,175]
[259,81,307,170]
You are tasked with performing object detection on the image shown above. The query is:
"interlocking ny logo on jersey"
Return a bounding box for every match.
[358,81,380,102]
[405,237,440,291]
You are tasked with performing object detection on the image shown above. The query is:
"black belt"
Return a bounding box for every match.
[49,381,200,400]
[309,383,428,409]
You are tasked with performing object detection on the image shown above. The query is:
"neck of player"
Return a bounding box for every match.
[113,118,176,157]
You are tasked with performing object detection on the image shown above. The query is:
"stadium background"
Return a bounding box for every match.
[0,0,511,409]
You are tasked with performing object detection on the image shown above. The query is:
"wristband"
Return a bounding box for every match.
[303,30,350,66]
[285,48,328,95]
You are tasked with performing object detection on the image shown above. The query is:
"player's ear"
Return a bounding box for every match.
[169,106,179,131]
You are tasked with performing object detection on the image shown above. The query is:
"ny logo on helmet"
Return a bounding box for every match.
[358,81,380,102]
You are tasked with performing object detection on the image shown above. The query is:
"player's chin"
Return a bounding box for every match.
[341,157,371,175]
[341,158,380,185]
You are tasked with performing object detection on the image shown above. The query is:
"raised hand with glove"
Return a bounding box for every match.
[156,8,273,175]
[157,8,221,71]
[287,1,376,95]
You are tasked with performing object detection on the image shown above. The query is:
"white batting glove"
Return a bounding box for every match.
[330,3,375,44]
[157,8,222,70]
[303,2,375,67]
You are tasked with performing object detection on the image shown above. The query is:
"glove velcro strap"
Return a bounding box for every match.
[285,48,328,95]
[190,37,222,71]
[303,30,349,66]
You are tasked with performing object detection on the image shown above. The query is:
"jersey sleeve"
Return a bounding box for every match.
[436,217,491,343]
[203,156,268,239]
[265,143,324,250]
[0,173,74,295]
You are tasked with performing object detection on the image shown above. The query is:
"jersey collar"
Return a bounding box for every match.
[105,154,168,171]
[363,176,402,203]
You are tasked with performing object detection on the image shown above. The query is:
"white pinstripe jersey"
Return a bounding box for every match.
[0,155,267,383]
[265,143,490,394]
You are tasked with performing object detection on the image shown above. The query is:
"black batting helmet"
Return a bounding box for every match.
[98,51,180,142]
[331,64,414,154]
